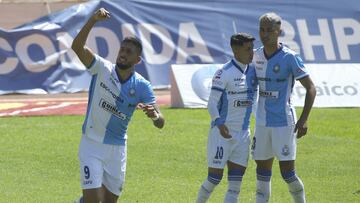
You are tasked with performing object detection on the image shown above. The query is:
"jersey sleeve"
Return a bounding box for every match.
[87,54,108,75]
[207,88,223,122]
[289,54,309,80]
[207,68,227,122]
[140,80,156,105]
[211,69,226,92]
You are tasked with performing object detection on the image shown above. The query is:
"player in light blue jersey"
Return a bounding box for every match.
[196,33,257,203]
[251,12,316,203]
[71,8,165,203]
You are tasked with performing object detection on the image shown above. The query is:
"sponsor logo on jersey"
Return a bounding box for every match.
[99,99,127,120]
[235,83,245,87]
[228,90,251,95]
[100,82,123,103]
[255,61,264,65]
[259,90,279,98]
[233,99,252,107]
[257,77,271,81]
[234,78,244,82]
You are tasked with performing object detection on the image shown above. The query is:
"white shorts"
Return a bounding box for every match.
[78,135,127,196]
[207,127,251,169]
[251,125,296,161]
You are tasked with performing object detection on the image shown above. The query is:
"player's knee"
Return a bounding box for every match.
[207,172,223,185]
[256,168,272,182]
[228,169,245,182]
[281,170,304,192]
[281,170,298,184]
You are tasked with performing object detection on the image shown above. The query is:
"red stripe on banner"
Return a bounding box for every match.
[0,93,170,117]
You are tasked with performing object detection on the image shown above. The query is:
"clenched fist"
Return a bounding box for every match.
[92,8,110,21]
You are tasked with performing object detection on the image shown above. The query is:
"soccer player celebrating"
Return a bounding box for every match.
[71,8,165,203]
[196,33,258,203]
[251,12,316,203]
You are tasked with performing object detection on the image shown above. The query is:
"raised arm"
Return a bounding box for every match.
[71,8,110,68]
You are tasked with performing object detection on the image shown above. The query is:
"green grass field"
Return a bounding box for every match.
[1,108,360,203]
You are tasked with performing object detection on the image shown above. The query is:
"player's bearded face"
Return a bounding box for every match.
[116,61,132,70]
[116,44,140,70]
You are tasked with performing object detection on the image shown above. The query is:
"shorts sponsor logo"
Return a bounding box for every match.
[99,99,127,120]
[83,180,93,185]
[212,160,222,164]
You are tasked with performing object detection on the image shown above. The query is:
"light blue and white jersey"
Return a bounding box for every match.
[209,59,258,132]
[82,54,156,145]
[253,44,309,127]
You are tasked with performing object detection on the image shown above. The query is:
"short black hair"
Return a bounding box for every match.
[122,36,142,54]
[230,33,255,47]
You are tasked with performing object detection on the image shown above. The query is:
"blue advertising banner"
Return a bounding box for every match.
[0,0,359,93]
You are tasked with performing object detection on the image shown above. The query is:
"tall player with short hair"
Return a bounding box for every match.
[251,12,316,203]
[72,8,165,203]
[196,33,258,203]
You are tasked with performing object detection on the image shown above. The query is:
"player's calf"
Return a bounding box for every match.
[281,170,306,203]
[256,168,272,203]
[223,169,245,203]
[196,173,223,203]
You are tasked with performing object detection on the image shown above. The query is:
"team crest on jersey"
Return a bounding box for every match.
[273,64,280,73]
[129,88,136,97]
[281,145,290,156]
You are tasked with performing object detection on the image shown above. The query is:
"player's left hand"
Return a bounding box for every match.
[138,103,159,119]
[294,119,308,138]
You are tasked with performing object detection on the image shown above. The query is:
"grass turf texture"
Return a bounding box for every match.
[0,108,359,202]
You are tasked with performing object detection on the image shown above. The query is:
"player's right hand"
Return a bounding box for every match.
[93,8,110,21]
[218,124,232,139]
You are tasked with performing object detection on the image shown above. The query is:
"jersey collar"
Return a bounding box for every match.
[231,58,248,74]
[263,43,284,60]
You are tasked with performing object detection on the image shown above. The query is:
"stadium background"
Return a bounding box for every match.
[1,0,359,115]
[0,1,359,203]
